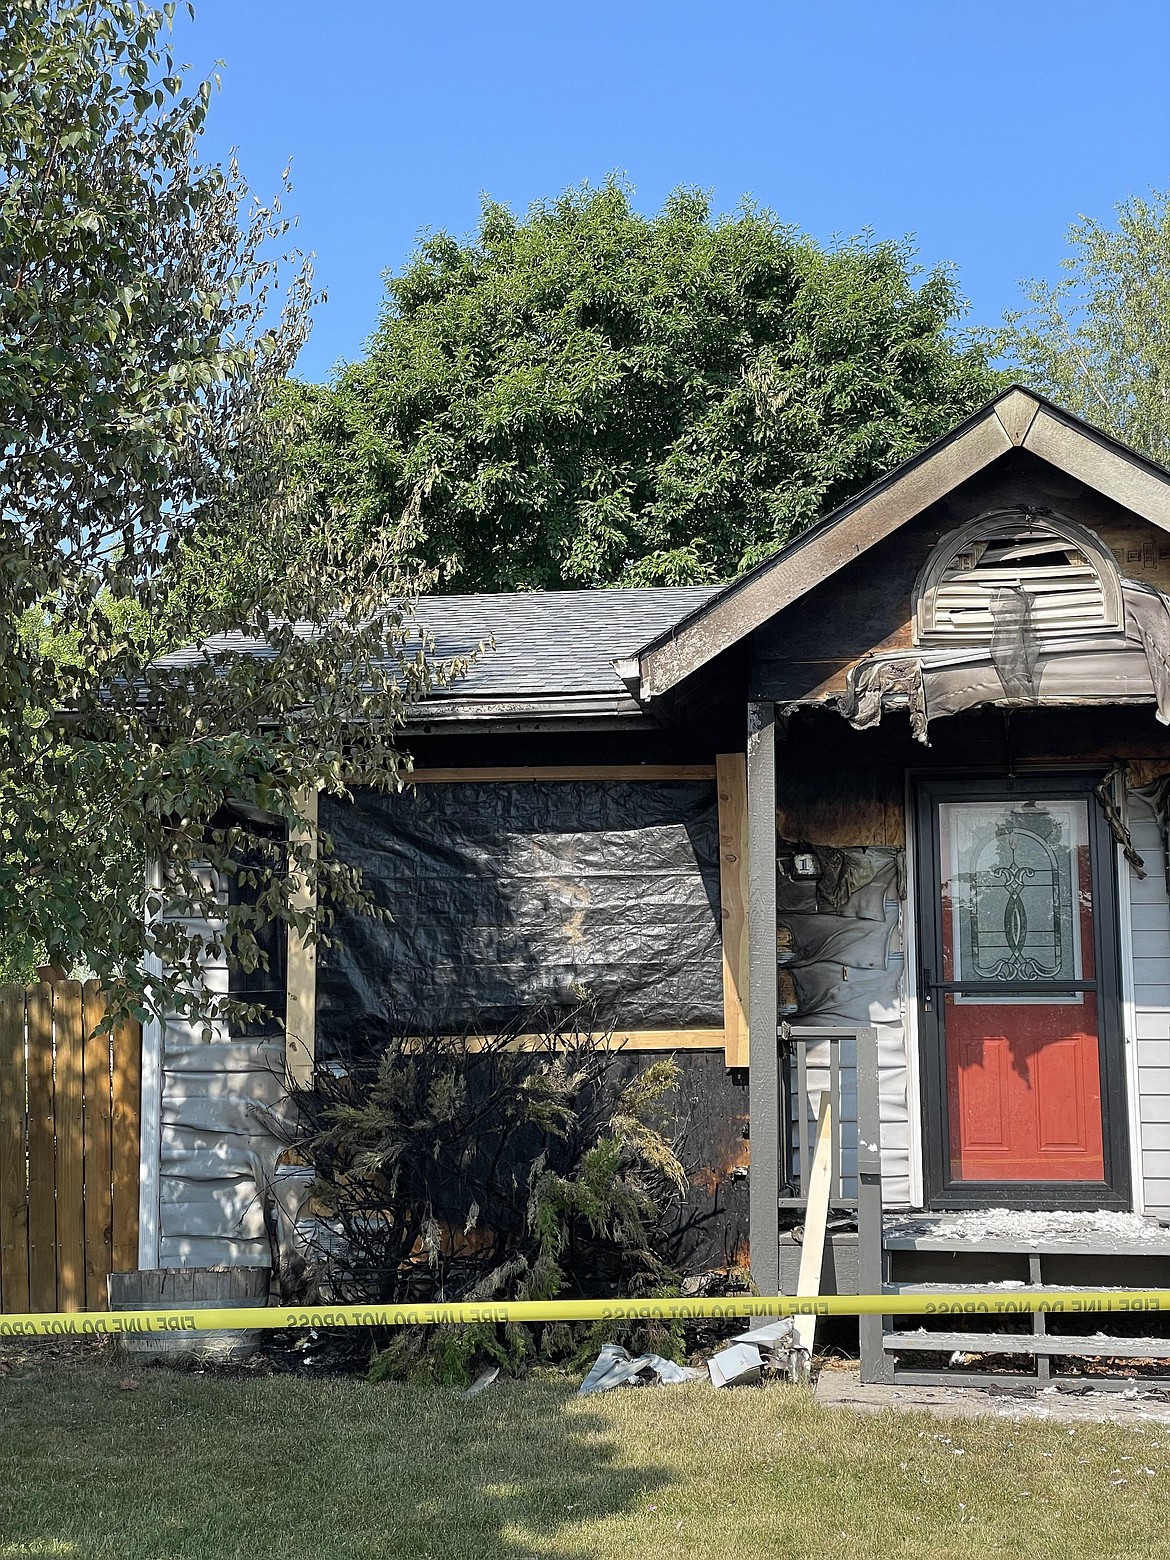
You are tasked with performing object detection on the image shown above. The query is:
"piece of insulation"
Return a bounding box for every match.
[708,1342,763,1388]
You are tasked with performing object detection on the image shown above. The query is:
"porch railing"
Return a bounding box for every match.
[777,1023,886,1363]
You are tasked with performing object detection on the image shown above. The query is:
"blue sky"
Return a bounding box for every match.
[183,0,1169,385]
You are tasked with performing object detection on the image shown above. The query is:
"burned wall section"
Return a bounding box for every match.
[588,1049,749,1273]
[316,780,723,1054]
[777,846,909,1205]
[770,731,910,1203]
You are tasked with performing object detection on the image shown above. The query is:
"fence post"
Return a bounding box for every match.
[0,986,29,1312]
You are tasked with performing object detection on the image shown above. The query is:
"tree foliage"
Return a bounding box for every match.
[998,187,1170,467]
[292,183,1002,591]
[0,2,449,1018]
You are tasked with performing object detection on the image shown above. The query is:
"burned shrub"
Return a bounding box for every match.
[278,1018,689,1382]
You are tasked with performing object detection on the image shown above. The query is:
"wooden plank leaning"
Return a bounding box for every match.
[790,1092,834,1385]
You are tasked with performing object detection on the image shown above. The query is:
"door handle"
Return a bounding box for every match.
[921,967,934,1012]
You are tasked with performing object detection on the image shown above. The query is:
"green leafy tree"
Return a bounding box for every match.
[0,2,453,1019]
[999,187,1170,466]
[292,183,1002,591]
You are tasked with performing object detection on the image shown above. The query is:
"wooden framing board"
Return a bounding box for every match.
[284,785,319,1090]
[406,765,717,783]
[456,1030,724,1051]
[716,753,749,1066]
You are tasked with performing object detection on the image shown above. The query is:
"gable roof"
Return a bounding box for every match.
[623,387,1170,700]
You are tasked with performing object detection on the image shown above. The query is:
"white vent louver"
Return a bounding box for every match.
[916,516,1123,645]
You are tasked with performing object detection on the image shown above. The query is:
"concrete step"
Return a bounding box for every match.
[883,1211,1170,1259]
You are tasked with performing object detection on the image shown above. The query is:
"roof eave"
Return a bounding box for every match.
[404,690,649,730]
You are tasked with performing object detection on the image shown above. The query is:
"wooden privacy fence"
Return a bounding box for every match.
[0,981,141,1313]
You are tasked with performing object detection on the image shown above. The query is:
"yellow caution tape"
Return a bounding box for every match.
[2,1291,1169,1337]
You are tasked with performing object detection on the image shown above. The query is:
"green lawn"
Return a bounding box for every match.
[2,1349,1170,1559]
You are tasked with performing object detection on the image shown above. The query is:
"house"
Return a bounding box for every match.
[141,386,1170,1378]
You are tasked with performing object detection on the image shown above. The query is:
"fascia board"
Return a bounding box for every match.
[638,409,1013,699]
[1024,407,1170,530]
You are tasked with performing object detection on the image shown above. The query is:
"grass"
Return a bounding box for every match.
[2,1349,1170,1559]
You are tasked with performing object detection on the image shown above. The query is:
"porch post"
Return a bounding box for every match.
[856,1025,894,1383]
[746,699,780,1295]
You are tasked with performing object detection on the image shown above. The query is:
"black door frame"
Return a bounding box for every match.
[913,770,1131,1211]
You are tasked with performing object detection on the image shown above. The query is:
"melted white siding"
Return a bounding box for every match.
[788,887,912,1207]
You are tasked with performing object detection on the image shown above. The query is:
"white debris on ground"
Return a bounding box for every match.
[885,1208,1170,1246]
[816,1366,1170,1425]
[578,1321,797,1395]
[707,1342,763,1388]
[577,1345,706,1395]
[733,1318,796,1347]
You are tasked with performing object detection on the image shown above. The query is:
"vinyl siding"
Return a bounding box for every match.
[1126,794,1170,1218]
[153,884,285,1268]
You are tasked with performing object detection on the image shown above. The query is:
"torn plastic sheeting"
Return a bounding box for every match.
[577,1344,706,1394]
[776,847,902,1029]
[777,849,899,924]
[318,781,722,1052]
[778,915,897,972]
[776,847,908,1198]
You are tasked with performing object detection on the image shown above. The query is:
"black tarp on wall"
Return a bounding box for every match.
[317,780,723,1053]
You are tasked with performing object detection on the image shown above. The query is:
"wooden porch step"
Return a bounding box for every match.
[885,1282,1138,1293]
[883,1331,1170,1359]
[883,1233,1170,1257]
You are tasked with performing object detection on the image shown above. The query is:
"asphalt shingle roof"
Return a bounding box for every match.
[156,586,720,713]
[414,587,720,699]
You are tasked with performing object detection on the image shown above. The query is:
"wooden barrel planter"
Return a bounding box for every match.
[107,1267,271,1363]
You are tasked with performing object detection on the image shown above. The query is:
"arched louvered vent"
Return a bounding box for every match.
[914,510,1123,645]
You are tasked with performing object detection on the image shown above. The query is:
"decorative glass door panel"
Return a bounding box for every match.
[936,797,1104,1183]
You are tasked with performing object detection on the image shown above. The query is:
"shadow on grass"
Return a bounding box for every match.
[0,1357,671,1560]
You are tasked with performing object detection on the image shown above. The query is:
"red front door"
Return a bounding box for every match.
[919,782,1121,1200]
